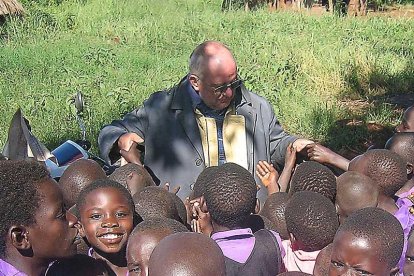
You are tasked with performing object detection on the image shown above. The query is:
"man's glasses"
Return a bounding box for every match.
[211,77,243,96]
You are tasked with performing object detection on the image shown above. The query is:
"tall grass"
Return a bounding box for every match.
[1,0,414,154]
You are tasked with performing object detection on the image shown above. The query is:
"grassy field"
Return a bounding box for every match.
[1,0,414,156]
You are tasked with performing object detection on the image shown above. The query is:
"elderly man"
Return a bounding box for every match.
[99,41,311,201]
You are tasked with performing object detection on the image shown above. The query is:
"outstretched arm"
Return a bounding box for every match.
[306,143,350,171]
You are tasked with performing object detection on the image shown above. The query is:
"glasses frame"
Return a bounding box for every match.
[195,75,243,97]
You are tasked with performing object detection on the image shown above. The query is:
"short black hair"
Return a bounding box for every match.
[0,160,50,258]
[133,186,181,222]
[132,217,189,236]
[354,149,407,197]
[289,161,337,202]
[285,191,339,252]
[277,272,312,276]
[192,166,218,199]
[45,254,109,276]
[59,159,107,207]
[203,162,257,229]
[169,193,188,226]
[260,192,289,240]
[337,207,404,268]
[385,133,414,165]
[244,214,277,233]
[76,179,138,223]
[108,163,154,191]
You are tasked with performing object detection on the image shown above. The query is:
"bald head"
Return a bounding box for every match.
[59,159,106,207]
[336,172,378,223]
[385,133,414,165]
[148,232,226,276]
[189,41,236,79]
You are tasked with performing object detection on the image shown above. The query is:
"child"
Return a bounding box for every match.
[0,160,79,275]
[336,171,378,223]
[260,192,290,240]
[396,104,414,133]
[46,254,109,276]
[329,207,404,276]
[385,132,414,195]
[148,232,226,276]
[289,161,337,202]
[109,163,155,196]
[77,179,139,275]
[126,217,188,276]
[202,163,284,275]
[59,159,107,207]
[133,186,181,222]
[348,149,408,214]
[278,272,312,276]
[404,227,414,276]
[284,191,339,274]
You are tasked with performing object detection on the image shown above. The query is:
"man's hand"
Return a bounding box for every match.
[292,138,314,152]
[118,133,144,165]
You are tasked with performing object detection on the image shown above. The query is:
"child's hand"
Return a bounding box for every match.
[190,197,212,236]
[256,161,279,188]
[285,143,297,170]
[306,143,334,164]
[163,182,180,195]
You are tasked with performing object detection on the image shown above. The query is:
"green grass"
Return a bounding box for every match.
[1,0,414,155]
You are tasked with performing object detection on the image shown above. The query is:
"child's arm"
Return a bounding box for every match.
[306,143,350,171]
[256,161,280,195]
[278,143,296,193]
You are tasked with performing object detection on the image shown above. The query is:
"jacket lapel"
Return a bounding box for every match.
[171,78,204,160]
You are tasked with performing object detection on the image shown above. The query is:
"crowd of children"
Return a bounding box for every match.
[0,104,414,275]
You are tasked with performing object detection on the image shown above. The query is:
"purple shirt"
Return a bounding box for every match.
[211,228,285,264]
[0,259,28,276]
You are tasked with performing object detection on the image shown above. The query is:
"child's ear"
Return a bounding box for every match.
[407,162,413,176]
[9,225,31,250]
[78,222,86,238]
[254,199,260,214]
[390,266,399,276]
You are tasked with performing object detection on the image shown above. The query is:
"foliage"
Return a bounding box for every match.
[1,0,414,155]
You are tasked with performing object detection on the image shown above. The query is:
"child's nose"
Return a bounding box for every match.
[101,216,120,228]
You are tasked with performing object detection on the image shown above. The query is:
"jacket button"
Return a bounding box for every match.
[195,159,202,166]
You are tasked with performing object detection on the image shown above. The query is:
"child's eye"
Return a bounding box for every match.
[129,265,141,274]
[355,269,373,276]
[406,255,414,262]
[90,214,102,220]
[116,212,128,218]
[56,206,67,220]
[331,260,344,268]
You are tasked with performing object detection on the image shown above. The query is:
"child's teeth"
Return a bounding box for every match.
[102,234,121,239]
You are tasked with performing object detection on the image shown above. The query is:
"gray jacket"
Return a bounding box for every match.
[98,77,296,201]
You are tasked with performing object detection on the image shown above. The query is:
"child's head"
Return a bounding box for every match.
[385,133,414,176]
[203,162,257,229]
[348,149,407,197]
[191,166,218,200]
[169,193,188,227]
[289,161,337,202]
[109,163,155,196]
[46,254,109,276]
[0,161,78,265]
[405,227,414,276]
[148,232,226,276]
[277,272,312,276]
[133,186,180,222]
[59,159,107,207]
[329,207,404,276]
[77,179,137,256]
[285,191,339,252]
[396,105,414,133]
[336,171,378,223]
[126,217,189,276]
[260,192,289,240]
[313,244,333,276]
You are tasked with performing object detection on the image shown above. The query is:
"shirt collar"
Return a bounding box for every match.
[0,259,28,276]
[211,228,253,241]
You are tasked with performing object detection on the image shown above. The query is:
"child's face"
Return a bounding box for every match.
[404,231,414,276]
[329,231,389,276]
[127,230,169,276]
[28,178,79,260]
[79,187,134,254]
[397,107,414,133]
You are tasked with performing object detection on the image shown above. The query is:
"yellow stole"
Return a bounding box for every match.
[195,104,248,169]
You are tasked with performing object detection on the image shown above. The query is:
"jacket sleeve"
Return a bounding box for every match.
[267,101,297,171]
[98,105,148,165]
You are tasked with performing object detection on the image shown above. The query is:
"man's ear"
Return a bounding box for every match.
[254,199,260,214]
[407,162,413,176]
[188,74,200,92]
[9,225,31,250]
